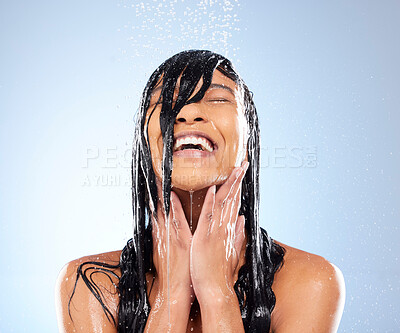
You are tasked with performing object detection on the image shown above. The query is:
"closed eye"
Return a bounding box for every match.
[207,98,231,103]
[205,86,236,104]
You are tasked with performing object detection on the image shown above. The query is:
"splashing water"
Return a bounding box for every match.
[117,0,242,70]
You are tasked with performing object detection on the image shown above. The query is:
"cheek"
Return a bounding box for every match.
[218,114,247,167]
[236,114,248,163]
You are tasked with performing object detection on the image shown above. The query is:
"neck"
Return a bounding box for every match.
[172,187,210,233]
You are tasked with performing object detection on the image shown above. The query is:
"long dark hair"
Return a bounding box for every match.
[69,50,285,332]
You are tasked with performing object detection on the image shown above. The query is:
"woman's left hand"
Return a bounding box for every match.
[190,161,249,305]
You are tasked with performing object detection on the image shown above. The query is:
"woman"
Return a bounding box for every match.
[56,50,345,332]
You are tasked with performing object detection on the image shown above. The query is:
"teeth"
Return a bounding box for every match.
[174,135,213,152]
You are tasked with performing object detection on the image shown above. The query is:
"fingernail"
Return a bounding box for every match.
[242,161,249,172]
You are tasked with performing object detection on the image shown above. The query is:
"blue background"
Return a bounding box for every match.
[1,0,399,331]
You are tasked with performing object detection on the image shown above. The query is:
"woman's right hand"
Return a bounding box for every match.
[145,191,193,332]
[152,190,193,300]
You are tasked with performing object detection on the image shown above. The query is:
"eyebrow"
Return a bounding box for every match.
[208,83,236,96]
[150,83,236,97]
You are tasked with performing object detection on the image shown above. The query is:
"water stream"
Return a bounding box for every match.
[189,190,194,232]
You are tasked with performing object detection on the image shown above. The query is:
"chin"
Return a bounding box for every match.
[171,169,228,192]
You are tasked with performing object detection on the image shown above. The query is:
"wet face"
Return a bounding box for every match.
[145,69,248,192]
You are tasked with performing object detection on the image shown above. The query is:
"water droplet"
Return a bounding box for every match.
[189,190,194,232]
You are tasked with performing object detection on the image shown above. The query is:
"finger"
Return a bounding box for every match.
[222,187,242,260]
[234,215,246,256]
[215,161,249,210]
[170,191,191,238]
[222,178,243,229]
[196,185,216,236]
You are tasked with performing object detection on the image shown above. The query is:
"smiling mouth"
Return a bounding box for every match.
[173,135,214,153]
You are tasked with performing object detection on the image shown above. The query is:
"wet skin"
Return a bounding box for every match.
[56,244,345,332]
[56,69,346,333]
[144,70,249,332]
[146,69,248,229]
[146,70,248,191]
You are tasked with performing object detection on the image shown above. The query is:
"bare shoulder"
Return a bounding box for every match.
[55,250,122,333]
[271,241,345,333]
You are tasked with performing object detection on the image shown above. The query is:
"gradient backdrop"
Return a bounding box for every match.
[1,0,399,331]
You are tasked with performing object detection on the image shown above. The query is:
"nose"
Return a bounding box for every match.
[175,104,207,124]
